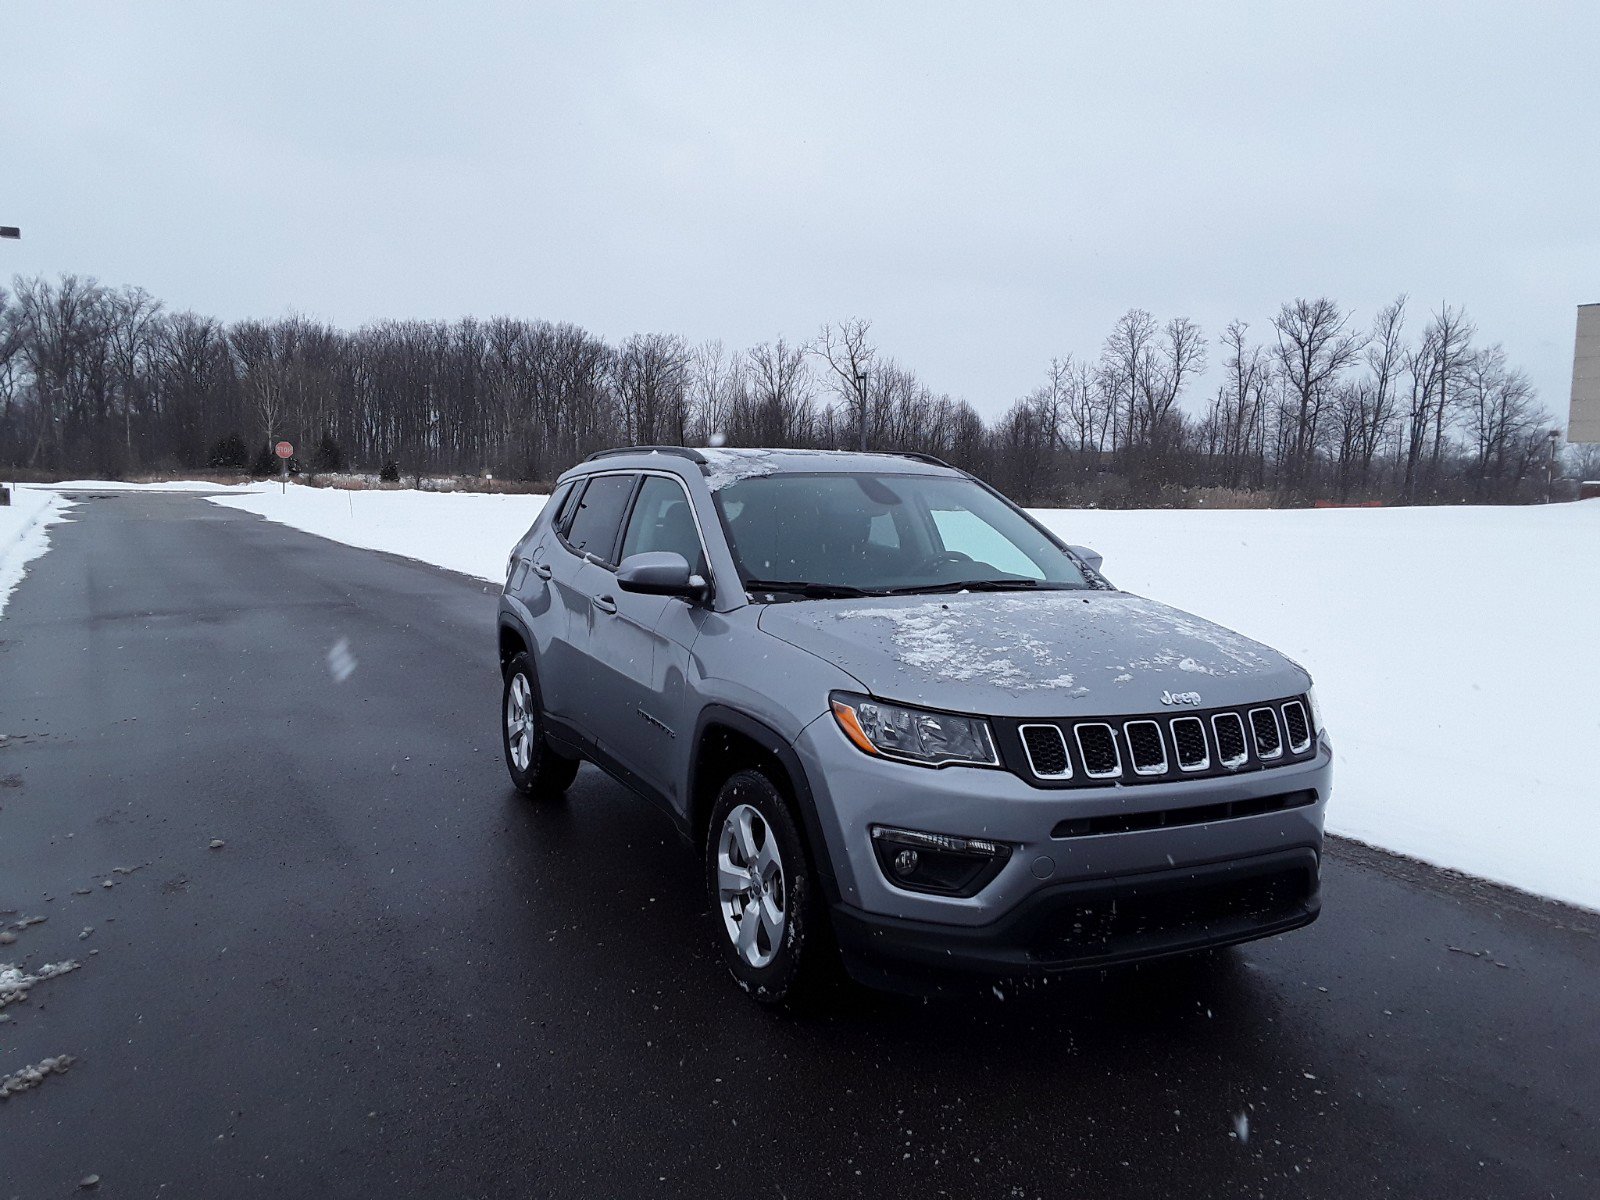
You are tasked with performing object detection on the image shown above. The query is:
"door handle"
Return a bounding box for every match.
[532,563,552,580]
[593,595,618,615]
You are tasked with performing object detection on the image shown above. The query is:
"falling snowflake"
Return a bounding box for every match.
[327,638,357,683]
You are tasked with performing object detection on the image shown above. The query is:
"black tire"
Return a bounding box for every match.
[705,768,832,1005]
[501,652,579,798]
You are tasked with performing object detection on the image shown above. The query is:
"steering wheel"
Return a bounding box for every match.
[915,550,975,572]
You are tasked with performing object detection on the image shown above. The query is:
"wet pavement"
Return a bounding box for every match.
[1,492,1595,1198]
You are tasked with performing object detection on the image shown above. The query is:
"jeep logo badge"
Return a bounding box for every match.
[1160,690,1202,707]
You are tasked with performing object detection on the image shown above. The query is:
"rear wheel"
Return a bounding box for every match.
[501,652,579,798]
[706,768,831,1004]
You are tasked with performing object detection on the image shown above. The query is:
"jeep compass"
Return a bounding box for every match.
[497,446,1330,1002]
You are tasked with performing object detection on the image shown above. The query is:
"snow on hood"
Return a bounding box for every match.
[757,591,1308,717]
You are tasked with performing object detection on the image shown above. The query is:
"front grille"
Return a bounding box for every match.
[1075,724,1121,778]
[1020,724,1071,779]
[1249,707,1283,760]
[1171,716,1209,770]
[1002,695,1316,788]
[1124,720,1167,775]
[1212,713,1248,768]
[1282,701,1311,752]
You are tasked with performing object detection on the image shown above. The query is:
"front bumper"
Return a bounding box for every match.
[792,714,1332,983]
[832,846,1320,991]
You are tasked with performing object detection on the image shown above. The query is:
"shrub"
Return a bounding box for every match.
[379,460,400,482]
[207,433,249,469]
[314,433,345,472]
[250,445,279,477]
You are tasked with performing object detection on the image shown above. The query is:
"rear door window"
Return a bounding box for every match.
[548,481,581,534]
[562,474,637,564]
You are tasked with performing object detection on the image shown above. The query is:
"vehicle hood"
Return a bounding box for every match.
[756,590,1309,718]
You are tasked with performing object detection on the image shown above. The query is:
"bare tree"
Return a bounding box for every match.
[1460,345,1543,500]
[686,339,740,444]
[1097,309,1158,454]
[1207,321,1271,489]
[738,338,814,446]
[1271,298,1365,495]
[616,333,691,445]
[809,318,875,450]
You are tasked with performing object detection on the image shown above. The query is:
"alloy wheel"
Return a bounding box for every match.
[505,672,536,772]
[715,803,787,969]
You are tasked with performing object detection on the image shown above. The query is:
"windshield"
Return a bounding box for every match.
[713,472,1092,596]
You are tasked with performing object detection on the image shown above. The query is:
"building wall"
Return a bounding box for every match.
[1572,303,1600,443]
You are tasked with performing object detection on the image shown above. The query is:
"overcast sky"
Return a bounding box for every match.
[5,1,1597,425]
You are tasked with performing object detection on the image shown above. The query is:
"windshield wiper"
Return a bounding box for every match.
[742,579,876,599]
[879,578,1074,595]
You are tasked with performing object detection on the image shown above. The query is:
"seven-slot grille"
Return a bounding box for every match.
[1281,700,1311,753]
[1074,724,1121,778]
[1171,716,1209,771]
[1211,713,1249,768]
[1019,724,1072,779]
[1124,720,1168,775]
[1249,708,1282,760]
[1003,696,1315,787]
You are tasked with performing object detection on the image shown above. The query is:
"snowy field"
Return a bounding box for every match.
[1034,503,1599,913]
[0,485,73,619]
[209,484,1600,910]
[41,478,275,492]
[214,487,550,581]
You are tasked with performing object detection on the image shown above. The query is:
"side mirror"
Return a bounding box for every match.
[1067,544,1104,574]
[616,551,708,600]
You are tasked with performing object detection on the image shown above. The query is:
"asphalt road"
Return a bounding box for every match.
[1,491,1596,1199]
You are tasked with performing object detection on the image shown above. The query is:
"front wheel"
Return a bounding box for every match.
[501,653,579,798]
[706,769,831,1004]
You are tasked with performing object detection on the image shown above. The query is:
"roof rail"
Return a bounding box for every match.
[583,445,708,465]
[876,450,960,471]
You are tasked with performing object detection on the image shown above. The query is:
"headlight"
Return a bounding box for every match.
[829,692,999,768]
[1305,685,1324,735]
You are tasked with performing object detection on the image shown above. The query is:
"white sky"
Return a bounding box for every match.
[5,1,1597,425]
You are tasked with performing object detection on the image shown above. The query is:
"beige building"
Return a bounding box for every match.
[1572,303,1600,443]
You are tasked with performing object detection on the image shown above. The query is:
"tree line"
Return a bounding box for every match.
[0,273,1572,504]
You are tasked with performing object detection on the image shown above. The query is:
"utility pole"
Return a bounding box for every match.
[854,366,869,452]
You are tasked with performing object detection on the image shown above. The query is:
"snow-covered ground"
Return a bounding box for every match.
[0,485,73,619]
[1035,503,1599,912]
[38,479,274,492]
[214,485,1598,909]
[211,486,548,581]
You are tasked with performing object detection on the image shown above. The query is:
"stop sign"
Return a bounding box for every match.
[274,441,293,460]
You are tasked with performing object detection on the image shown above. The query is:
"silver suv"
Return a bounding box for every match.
[498,447,1330,1002]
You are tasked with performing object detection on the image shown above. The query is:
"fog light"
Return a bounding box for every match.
[871,825,1012,897]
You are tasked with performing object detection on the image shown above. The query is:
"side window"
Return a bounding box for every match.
[548,481,581,534]
[619,476,707,575]
[563,474,636,564]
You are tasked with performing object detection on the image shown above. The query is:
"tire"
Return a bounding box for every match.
[705,768,831,1004]
[501,652,580,798]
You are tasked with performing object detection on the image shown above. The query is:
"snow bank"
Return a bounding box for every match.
[1034,502,1600,911]
[39,479,274,492]
[0,485,72,620]
[209,483,1599,909]
[210,485,548,581]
